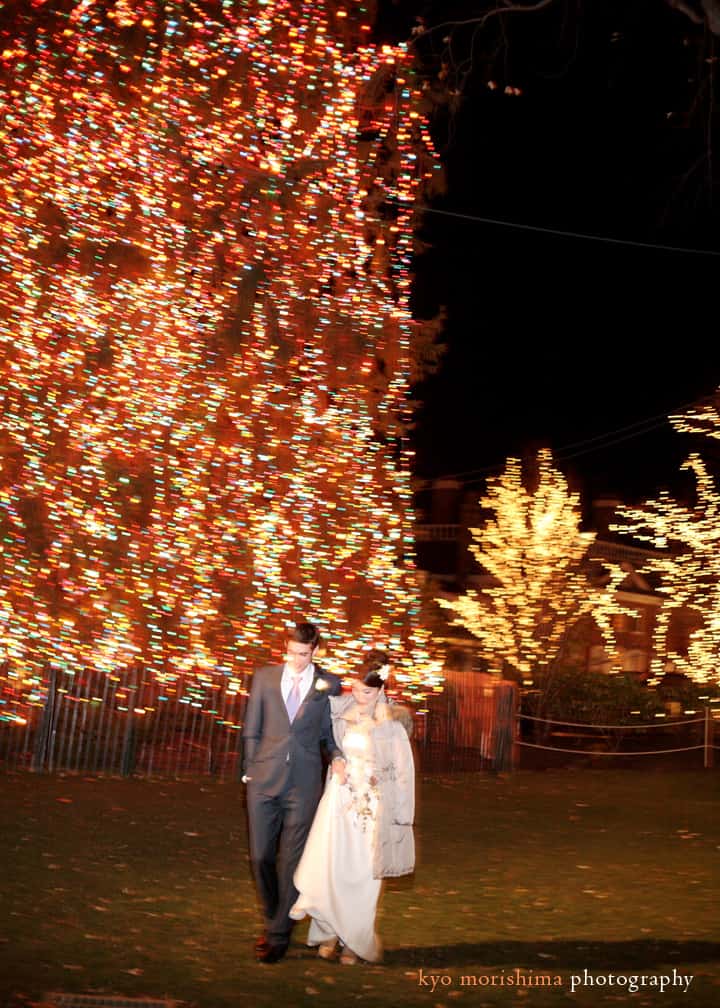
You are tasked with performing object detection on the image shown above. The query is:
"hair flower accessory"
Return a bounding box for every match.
[377,664,390,681]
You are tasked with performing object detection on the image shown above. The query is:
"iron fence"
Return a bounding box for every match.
[1,665,247,780]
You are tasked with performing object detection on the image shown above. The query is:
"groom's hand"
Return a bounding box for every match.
[331,757,346,785]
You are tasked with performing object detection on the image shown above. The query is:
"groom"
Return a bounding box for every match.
[242,621,342,963]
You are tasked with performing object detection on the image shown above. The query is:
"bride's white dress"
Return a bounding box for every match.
[291,716,382,962]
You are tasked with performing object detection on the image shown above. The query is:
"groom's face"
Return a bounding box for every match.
[285,640,317,675]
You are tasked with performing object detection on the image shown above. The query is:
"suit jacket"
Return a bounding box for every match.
[242,664,342,796]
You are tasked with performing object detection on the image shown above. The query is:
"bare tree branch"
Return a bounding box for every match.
[412,0,558,43]
[666,0,704,24]
[666,0,720,34]
[413,0,720,42]
[702,0,720,34]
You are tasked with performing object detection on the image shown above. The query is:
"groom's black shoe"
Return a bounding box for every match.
[255,934,270,954]
[256,942,288,964]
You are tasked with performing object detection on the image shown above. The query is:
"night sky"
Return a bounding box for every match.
[375,0,720,508]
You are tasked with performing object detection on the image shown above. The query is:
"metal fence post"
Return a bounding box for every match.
[31,664,57,773]
[120,666,138,777]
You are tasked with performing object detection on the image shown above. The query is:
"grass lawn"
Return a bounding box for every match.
[0,769,717,1008]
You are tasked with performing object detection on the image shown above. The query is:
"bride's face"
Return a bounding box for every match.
[351,680,380,709]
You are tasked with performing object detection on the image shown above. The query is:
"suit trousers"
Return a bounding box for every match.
[247,767,321,945]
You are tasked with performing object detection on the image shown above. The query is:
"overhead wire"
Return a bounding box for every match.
[418,204,720,258]
[418,394,716,487]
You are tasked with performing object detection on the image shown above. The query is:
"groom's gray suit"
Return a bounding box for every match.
[242,664,342,948]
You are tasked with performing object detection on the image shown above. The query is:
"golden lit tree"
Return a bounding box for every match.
[439,450,632,681]
[613,394,720,686]
[0,0,444,733]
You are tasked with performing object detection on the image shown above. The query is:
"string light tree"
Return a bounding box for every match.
[0,0,444,765]
[613,394,720,689]
[438,450,634,698]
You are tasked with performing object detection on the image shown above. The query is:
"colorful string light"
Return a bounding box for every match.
[0,0,444,732]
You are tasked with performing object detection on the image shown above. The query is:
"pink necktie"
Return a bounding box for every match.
[286,674,303,722]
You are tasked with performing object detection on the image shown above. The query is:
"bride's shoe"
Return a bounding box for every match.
[317,937,338,960]
[339,946,358,965]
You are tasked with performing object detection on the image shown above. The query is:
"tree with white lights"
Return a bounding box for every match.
[439,449,632,682]
[614,395,720,686]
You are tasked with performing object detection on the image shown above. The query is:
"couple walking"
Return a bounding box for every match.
[242,622,415,965]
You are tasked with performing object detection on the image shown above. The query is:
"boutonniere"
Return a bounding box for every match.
[312,675,330,697]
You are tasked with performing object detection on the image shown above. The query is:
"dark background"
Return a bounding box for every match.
[375,0,720,508]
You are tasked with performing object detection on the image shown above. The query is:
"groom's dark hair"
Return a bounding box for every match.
[288,621,321,650]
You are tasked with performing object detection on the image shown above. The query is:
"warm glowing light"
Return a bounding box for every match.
[613,394,720,686]
[439,450,634,678]
[0,0,444,731]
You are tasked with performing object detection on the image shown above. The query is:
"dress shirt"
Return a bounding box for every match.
[281,661,315,708]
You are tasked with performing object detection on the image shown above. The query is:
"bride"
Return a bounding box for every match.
[290,649,415,964]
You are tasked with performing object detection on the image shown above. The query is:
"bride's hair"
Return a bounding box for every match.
[354,648,390,689]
